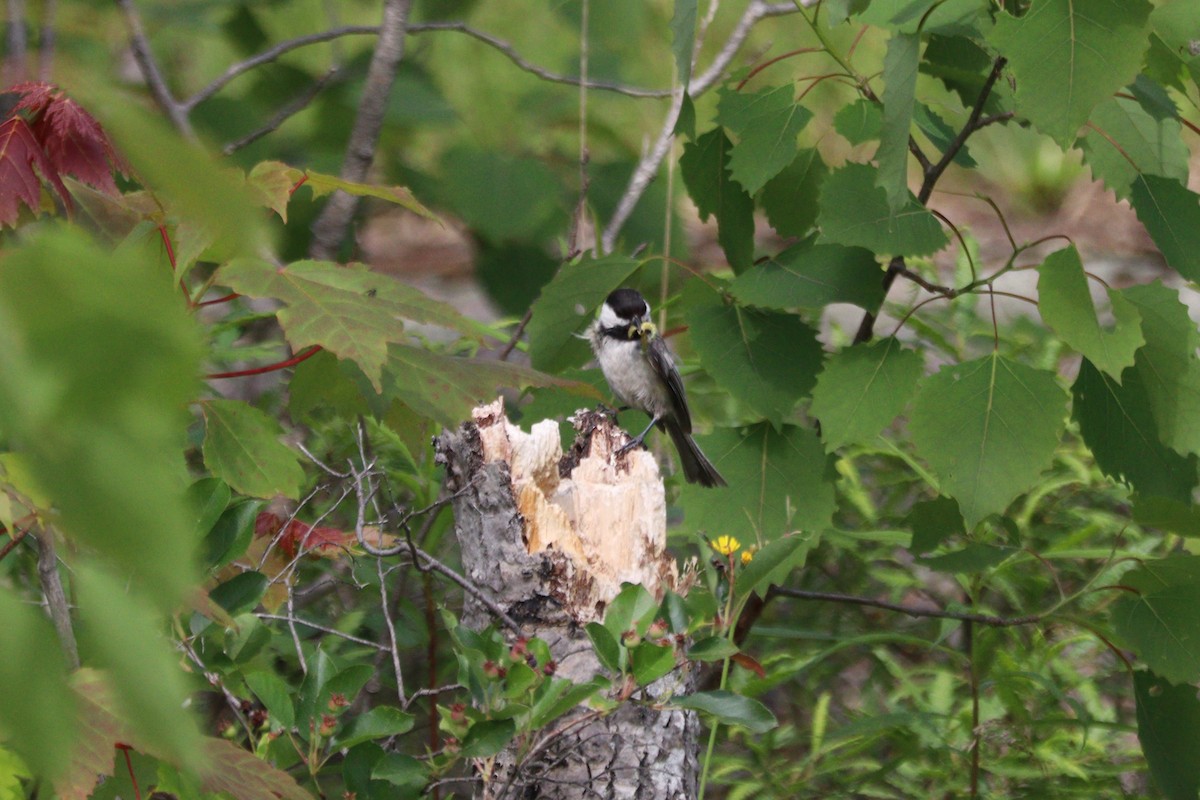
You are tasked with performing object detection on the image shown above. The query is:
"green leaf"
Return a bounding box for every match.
[1072,358,1198,501]
[1080,96,1189,199]
[1037,245,1144,380]
[688,636,739,662]
[380,344,595,428]
[604,584,658,639]
[631,643,677,686]
[731,237,883,313]
[1114,557,1200,684]
[759,149,828,238]
[335,706,416,750]
[527,254,642,372]
[187,478,230,540]
[916,544,1017,573]
[907,497,964,554]
[670,0,697,88]
[1135,669,1200,800]
[76,565,200,767]
[679,128,755,272]
[912,104,976,168]
[1122,283,1200,456]
[877,33,919,213]
[716,86,813,195]
[245,671,296,729]
[208,571,268,616]
[1148,0,1200,91]
[529,677,608,729]
[910,354,1068,529]
[203,499,261,569]
[0,590,75,780]
[988,0,1153,144]
[371,753,427,791]
[855,0,988,34]
[218,258,479,390]
[679,424,835,539]
[818,163,948,257]
[0,226,203,607]
[436,148,562,243]
[735,535,815,601]
[834,99,882,145]
[1129,175,1200,284]
[671,690,777,733]
[686,290,824,426]
[810,338,924,451]
[300,169,437,221]
[201,399,305,500]
[462,719,516,758]
[586,622,622,673]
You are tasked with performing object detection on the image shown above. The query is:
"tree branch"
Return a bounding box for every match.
[115,0,194,138]
[223,66,340,155]
[309,0,413,260]
[34,529,79,669]
[769,585,1042,627]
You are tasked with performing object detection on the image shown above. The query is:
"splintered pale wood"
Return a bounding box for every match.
[469,397,677,623]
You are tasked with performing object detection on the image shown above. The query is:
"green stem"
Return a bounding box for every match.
[698,556,741,800]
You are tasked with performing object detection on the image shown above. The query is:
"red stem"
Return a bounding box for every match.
[288,174,308,196]
[199,292,241,307]
[207,345,322,379]
[157,224,177,271]
[116,744,141,800]
[736,47,823,90]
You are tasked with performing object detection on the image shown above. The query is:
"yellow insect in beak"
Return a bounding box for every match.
[637,320,657,351]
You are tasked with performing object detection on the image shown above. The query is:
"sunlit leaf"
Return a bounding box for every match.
[810,338,924,451]
[1081,97,1189,199]
[717,86,813,195]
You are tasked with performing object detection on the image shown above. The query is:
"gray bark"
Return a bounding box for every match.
[435,402,700,799]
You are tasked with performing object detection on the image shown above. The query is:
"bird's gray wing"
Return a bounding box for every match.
[647,335,692,433]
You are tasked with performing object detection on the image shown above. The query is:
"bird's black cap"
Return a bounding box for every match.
[605,288,650,319]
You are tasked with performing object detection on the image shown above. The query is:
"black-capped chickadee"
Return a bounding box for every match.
[588,288,727,487]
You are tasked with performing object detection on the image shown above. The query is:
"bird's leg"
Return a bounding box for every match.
[615,415,659,456]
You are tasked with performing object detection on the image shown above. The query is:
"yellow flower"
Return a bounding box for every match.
[710,535,741,556]
[741,549,754,565]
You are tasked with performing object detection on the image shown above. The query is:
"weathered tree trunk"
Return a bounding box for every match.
[435,399,700,799]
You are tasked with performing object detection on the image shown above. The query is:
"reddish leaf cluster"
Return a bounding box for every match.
[254,511,353,559]
[0,82,125,226]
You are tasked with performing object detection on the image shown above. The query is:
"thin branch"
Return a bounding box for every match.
[600,0,798,253]
[309,0,413,260]
[769,585,1042,627]
[206,345,322,380]
[223,66,340,155]
[0,522,30,562]
[255,613,391,651]
[498,309,533,361]
[34,529,79,669]
[115,0,194,138]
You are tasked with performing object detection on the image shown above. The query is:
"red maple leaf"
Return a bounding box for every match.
[0,115,71,226]
[10,81,55,115]
[254,511,353,559]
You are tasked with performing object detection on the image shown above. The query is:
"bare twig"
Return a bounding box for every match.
[256,613,391,651]
[223,66,340,155]
[309,0,413,260]
[115,0,194,138]
[0,523,30,562]
[600,1,797,253]
[498,309,534,361]
[769,586,1042,627]
[34,529,79,670]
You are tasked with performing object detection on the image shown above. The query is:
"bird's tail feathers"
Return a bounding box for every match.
[664,419,727,488]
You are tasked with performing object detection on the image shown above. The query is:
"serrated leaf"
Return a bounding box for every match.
[988,0,1153,144]
[201,399,305,500]
[1122,283,1200,456]
[760,148,827,238]
[679,128,755,271]
[199,738,315,800]
[1148,0,1200,91]
[1037,245,1143,380]
[302,169,437,221]
[735,535,814,601]
[462,719,516,758]
[910,354,1068,529]
[1129,175,1200,285]
[877,33,919,213]
[246,160,298,221]
[1081,97,1189,199]
[855,0,988,34]
[0,116,70,226]
[381,344,596,428]
[679,423,835,538]
[670,0,697,88]
[1114,558,1200,684]
[686,291,824,426]
[732,237,882,313]
[335,706,415,750]
[834,99,882,145]
[527,254,642,372]
[671,690,776,733]
[818,163,948,257]
[716,86,813,195]
[218,258,480,390]
[1072,358,1198,501]
[810,338,924,451]
[1135,670,1200,800]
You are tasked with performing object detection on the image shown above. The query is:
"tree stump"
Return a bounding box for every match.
[434,398,700,799]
